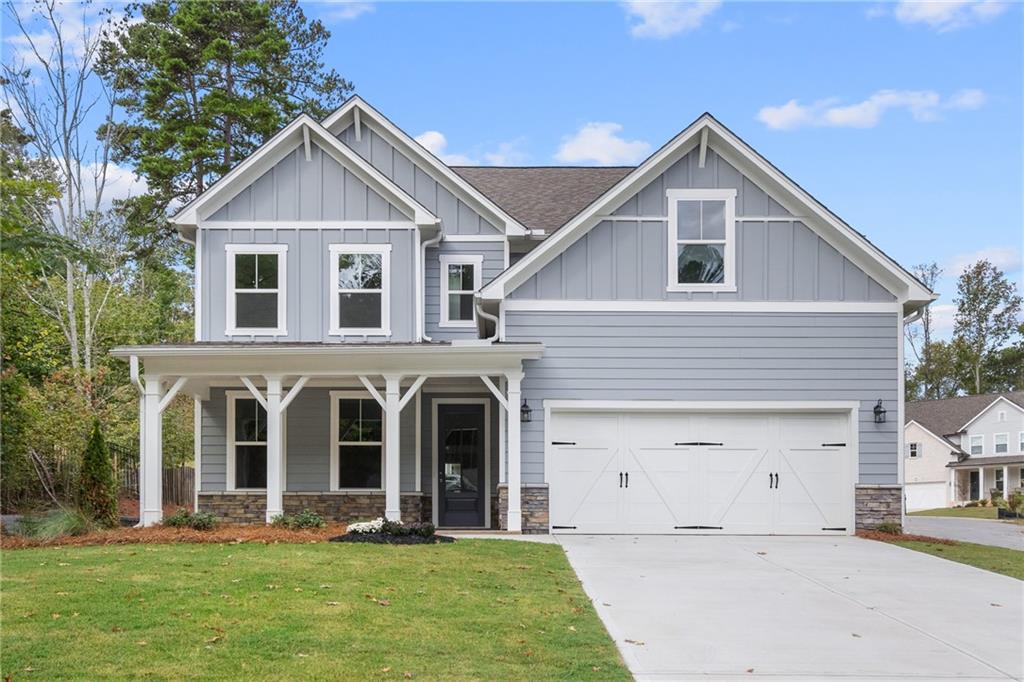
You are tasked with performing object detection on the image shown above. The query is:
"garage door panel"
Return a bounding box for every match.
[905,483,946,512]
[702,447,775,533]
[549,445,620,532]
[775,446,849,532]
[623,445,701,530]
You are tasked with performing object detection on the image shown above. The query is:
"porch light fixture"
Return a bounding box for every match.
[873,399,887,424]
[520,398,532,423]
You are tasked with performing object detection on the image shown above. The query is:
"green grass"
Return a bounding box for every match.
[909,506,1024,524]
[889,539,1024,580]
[1,540,629,680]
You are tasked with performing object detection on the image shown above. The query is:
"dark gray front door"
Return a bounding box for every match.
[437,403,486,527]
[969,471,980,500]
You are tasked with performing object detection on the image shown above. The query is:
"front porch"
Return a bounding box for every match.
[948,456,1024,503]
[111,342,545,531]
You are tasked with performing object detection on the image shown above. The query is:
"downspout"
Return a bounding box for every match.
[476,295,500,343]
[419,230,443,342]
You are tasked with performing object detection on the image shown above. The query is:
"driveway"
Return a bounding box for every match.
[558,535,1023,681]
[905,516,1024,550]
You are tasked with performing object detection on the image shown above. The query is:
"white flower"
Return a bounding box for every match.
[348,517,386,534]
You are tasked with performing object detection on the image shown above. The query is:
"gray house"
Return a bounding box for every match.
[113,97,934,534]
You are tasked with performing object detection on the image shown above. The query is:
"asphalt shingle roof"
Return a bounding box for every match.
[905,392,1024,438]
[451,166,634,234]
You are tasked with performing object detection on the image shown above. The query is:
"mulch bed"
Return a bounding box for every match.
[330,533,455,545]
[857,529,958,545]
[0,523,349,549]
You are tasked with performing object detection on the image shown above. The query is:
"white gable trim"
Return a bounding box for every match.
[479,114,934,310]
[171,115,439,230]
[905,419,964,455]
[322,96,528,237]
[957,396,1024,433]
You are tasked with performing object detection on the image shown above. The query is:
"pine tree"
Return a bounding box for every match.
[78,420,119,527]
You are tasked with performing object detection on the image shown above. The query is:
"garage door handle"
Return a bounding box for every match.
[551,441,576,446]
[625,472,629,488]
[619,472,623,488]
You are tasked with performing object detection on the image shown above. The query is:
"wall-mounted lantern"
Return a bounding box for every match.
[520,398,533,423]
[873,399,887,424]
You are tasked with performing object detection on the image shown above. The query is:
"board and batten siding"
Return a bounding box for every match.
[208,143,407,222]
[337,124,501,236]
[510,147,894,303]
[201,388,418,493]
[505,311,900,485]
[424,241,506,340]
[201,227,416,342]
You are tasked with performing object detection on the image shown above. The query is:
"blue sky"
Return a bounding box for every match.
[3,1,1021,337]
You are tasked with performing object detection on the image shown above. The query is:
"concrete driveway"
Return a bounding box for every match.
[905,516,1024,550]
[558,535,1023,681]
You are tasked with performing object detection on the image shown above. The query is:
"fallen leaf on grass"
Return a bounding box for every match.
[111,627,124,633]
[567,626,576,632]
[403,673,412,679]
[377,599,391,607]
[136,641,148,647]
[381,667,391,673]
[325,601,340,606]
[205,636,222,644]
[624,639,645,646]
[51,613,61,620]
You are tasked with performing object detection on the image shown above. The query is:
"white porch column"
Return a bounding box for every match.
[1003,465,1010,498]
[265,376,284,523]
[137,393,147,520]
[979,467,986,500]
[384,375,402,521]
[506,371,523,532]
[141,376,164,526]
[949,468,957,505]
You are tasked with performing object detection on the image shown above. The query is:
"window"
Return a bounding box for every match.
[227,393,268,490]
[995,468,1004,493]
[226,244,287,335]
[1019,432,1024,453]
[906,442,920,459]
[998,410,1007,422]
[440,254,483,327]
[969,434,984,456]
[994,433,1008,454]
[329,244,391,335]
[667,189,736,291]
[330,392,384,490]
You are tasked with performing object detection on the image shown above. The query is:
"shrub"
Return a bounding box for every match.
[163,508,193,528]
[1008,491,1023,514]
[188,511,216,530]
[347,517,434,537]
[271,509,326,529]
[161,509,216,531]
[78,420,118,527]
[965,500,979,507]
[18,507,94,540]
[348,518,385,534]
[874,521,902,535]
[979,498,990,507]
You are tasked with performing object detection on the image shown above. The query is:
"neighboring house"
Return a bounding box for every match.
[112,97,935,535]
[905,393,1024,510]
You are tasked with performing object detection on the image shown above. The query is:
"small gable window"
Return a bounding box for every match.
[226,244,287,335]
[440,254,483,328]
[667,189,736,291]
[905,442,920,459]
[329,244,391,336]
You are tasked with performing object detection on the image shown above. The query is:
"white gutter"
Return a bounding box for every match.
[475,296,500,343]
[419,230,444,341]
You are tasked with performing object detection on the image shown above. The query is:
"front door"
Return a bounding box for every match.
[969,470,980,500]
[437,403,486,527]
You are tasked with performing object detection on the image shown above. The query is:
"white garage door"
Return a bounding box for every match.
[904,482,946,512]
[548,409,854,535]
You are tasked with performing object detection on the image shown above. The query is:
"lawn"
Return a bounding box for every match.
[1,540,629,680]
[909,506,1024,524]
[887,539,1024,580]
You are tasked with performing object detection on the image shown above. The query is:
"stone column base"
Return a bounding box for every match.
[497,483,549,534]
[198,492,425,524]
[855,484,902,530]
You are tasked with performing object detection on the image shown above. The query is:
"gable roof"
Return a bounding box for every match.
[477,112,936,312]
[905,419,966,455]
[321,96,529,236]
[171,115,438,233]
[451,166,633,234]
[905,392,1024,438]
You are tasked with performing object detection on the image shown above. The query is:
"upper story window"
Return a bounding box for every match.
[1019,431,1024,452]
[329,244,391,336]
[994,433,1009,454]
[666,189,736,292]
[905,442,920,459]
[440,254,483,328]
[227,392,268,490]
[226,244,287,335]
[969,434,984,456]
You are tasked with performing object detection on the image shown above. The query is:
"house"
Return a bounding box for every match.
[111,97,935,535]
[904,392,1024,510]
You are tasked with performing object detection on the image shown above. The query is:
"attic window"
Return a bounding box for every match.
[226,244,288,336]
[667,189,736,292]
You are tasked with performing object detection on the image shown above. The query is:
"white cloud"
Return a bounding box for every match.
[890,1,1008,31]
[319,1,374,22]
[482,138,530,166]
[622,1,721,39]
[757,89,986,130]
[414,130,473,165]
[414,130,529,166]
[719,20,740,33]
[945,246,1022,276]
[927,303,957,336]
[554,122,651,165]
[4,1,106,65]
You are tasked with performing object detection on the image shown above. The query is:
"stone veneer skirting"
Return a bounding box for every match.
[199,492,426,524]
[855,484,902,530]
[497,484,550,534]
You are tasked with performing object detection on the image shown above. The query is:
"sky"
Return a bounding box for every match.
[3,1,1022,337]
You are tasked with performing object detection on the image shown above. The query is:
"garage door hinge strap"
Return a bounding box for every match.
[821,527,847,531]
[551,441,576,446]
[821,442,846,447]
[675,525,723,530]
[675,441,724,446]
[552,525,577,529]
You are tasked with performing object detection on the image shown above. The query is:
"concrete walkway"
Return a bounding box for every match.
[559,535,1023,681]
[905,515,1024,550]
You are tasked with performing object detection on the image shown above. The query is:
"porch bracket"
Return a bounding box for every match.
[398,375,427,412]
[278,375,310,413]
[157,376,188,413]
[479,375,509,411]
[240,376,269,411]
[129,355,144,395]
[358,375,387,409]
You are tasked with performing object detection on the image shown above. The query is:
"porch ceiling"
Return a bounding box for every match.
[110,342,543,377]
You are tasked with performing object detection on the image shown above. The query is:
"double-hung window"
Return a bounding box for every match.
[905,442,920,459]
[667,188,736,292]
[227,392,268,490]
[994,433,1009,454]
[440,254,483,327]
[969,434,984,456]
[329,244,391,336]
[1019,431,1024,453]
[226,244,287,335]
[330,392,384,490]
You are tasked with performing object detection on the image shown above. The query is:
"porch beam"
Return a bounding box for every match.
[358,375,387,410]
[265,376,284,522]
[398,375,427,412]
[240,376,268,410]
[384,375,402,521]
[157,376,188,413]
[479,375,509,411]
[279,375,310,413]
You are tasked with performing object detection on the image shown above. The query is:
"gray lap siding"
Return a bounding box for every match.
[505,311,900,485]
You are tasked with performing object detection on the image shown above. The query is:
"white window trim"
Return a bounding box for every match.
[328,243,392,337]
[430,397,491,529]
[226,390,287,492]
[225,243,288,336]
[439,254,483,328]
[1019,431,1024,453]
[329,390,386,492]
[969,434,984,456]
[906,442,920,459]
[666,188,737,293]
[994,432,1009,454]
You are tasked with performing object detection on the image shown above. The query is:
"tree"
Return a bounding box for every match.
[953,260,1023,394]
[905,339,969,400]
[981,324,1024,392]
[78,419,118,527]
[905,262,943,399]
[97,0,352,215]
